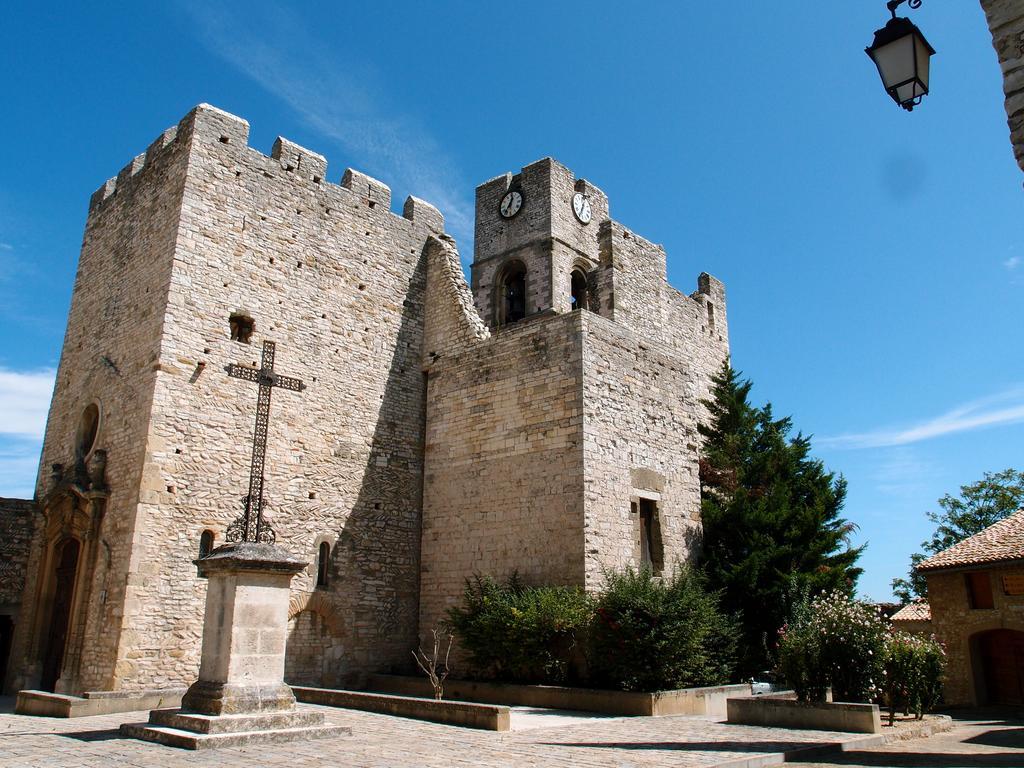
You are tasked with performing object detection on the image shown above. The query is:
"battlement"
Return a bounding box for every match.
[88,103,443,232]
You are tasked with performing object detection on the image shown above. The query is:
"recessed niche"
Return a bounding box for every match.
[229,313,255,343]
[76,402,101,459]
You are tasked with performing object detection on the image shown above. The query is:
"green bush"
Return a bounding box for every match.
[777,591,887,703]
[444,574,593,685]
[589,566,737,692]
[881,632,945,723]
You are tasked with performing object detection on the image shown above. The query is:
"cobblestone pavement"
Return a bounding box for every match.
[792,709,1024,767]
[0,701,880,768]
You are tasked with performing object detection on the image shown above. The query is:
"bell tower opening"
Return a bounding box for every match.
[496,261,527,327]
[570,269,589,311]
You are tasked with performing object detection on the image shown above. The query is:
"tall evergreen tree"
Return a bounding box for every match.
[891,469,1024,603]
[698,363,863,676]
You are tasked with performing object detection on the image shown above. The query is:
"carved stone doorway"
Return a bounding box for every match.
[40,538,80,692]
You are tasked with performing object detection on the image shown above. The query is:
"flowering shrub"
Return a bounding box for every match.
[777,591,887,703]
[881,631,945,724]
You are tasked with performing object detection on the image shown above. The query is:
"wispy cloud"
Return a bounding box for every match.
[1004,256,1021,271]
[180,1,474,248]
[871,446,936,500]
[819,385,1024,449]
[0,242,12,251]
[0,436,42,498]
[0,368,55,438]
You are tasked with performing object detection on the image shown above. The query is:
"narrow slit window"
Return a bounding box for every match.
[638,498,664,576]
[316,541,330,588]
[706,302,716,333]
[197,530,214,578]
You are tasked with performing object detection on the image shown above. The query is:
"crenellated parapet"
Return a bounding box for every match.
[88,104,444,232]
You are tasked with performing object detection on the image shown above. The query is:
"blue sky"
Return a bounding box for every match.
[0,2,1020,601]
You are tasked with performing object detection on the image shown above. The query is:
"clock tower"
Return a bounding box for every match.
[470,158,609,331]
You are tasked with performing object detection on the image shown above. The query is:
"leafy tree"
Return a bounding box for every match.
[698,363,863,677]
[892,469,1024,603]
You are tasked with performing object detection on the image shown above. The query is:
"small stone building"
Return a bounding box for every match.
[889,599,932,636]
[3,104,729,695]
[918,509,1024,706]
[0,499,35,687]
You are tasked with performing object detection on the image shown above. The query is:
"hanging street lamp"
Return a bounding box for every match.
[865,0,936,112]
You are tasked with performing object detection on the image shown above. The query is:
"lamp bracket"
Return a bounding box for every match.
[886,0,922,19]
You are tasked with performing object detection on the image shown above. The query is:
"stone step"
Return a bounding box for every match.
[119,721,351,750]
[148,707,325,734]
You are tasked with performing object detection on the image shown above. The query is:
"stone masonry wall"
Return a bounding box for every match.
[29,104,444,692]
[7,122,191,693]
[112,104,444,689]
[926,565,1024,706]
[981,0,1024,174]
[580,313,705,589]
[419,311,586,646]
[0,499,35,613]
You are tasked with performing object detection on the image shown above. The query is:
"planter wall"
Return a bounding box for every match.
[367,674,751,717]
[292,686,511,731]
[727,695,882,734]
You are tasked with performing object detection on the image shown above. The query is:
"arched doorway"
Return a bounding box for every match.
[40,538,80,692]
[974,628,1024,705]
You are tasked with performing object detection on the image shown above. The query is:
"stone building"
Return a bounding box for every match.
[889,599,932,636]
[917,509,1024,706]
[0,499,35,688]
[2,104,729,695]
[980,0,1024,175]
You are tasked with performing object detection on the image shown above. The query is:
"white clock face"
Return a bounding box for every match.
[572,192,592,224]
[500,190,523,218]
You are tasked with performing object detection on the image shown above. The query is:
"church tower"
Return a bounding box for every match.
[471,158,609,329]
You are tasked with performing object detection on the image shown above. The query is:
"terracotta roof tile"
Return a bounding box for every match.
[918,509,1024,572]
[890,600,931,622]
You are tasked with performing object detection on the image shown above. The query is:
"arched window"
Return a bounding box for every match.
[570,269,589,311]
[316,541,330,588]
[197,530,215,577]
[496,261,527,326]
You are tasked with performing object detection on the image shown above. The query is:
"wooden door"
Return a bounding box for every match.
[980,629,1024,705]
[40,539,80,692]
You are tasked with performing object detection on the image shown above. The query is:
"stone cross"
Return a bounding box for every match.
[225,340,305,543]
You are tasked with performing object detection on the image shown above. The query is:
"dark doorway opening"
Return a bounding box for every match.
[41,538,80,692]
[975,628,1024,705]
[0,615,13,691]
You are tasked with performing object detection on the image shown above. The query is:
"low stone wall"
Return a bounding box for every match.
[15,688,186,717]
[367,674,751,717]
[727,695,882,734]
[292,686,511,731]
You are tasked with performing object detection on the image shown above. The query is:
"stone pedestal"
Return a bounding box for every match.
[121,542,349,749]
